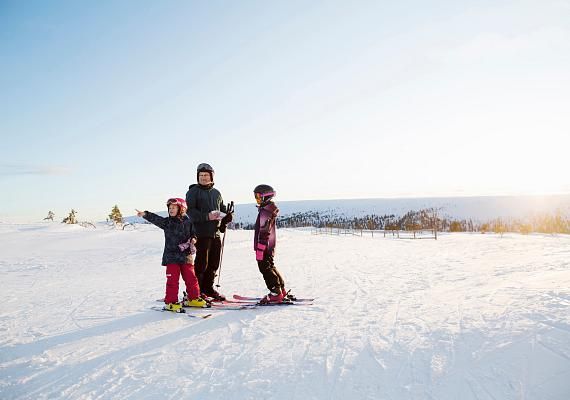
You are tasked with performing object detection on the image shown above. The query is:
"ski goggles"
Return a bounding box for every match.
[167,198,186,207]
[255,192,275,204]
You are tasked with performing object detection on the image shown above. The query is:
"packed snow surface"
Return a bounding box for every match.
[1,222,569,399]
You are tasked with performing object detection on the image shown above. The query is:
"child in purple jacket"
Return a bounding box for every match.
[253,184,289,304]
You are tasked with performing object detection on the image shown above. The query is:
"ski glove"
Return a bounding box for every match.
[178,240,190,252]
[221,212,233,224]
[178,239,196,254]
[219,212,233,234]
[255,243,266,261]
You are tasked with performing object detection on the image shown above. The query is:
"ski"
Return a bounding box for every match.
[196,294,255,307]
[155,297,251,308]
[209,302,257,310]
[256,300,313,306]
[233,294,315,303]
[150,306,214,318]
[209,299,311,307]
[209,298,256,305]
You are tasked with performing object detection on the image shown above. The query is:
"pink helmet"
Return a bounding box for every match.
[167,198,187,215]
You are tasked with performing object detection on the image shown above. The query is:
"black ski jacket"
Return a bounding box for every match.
[186,183,228,238]
[143,212,196,265]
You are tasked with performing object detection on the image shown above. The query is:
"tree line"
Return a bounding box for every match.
[47,206,570,235]
[240,208,570,235]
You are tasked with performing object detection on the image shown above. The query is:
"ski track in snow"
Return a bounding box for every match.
[0,223,569,399]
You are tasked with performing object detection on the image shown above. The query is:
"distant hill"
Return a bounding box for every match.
[125,194,570,224]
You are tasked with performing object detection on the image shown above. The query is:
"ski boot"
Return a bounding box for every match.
[282,288,297,302]
[182,291,211,308]
[259,290,284,304]
[183,297,210,308]
[202,289,226,302]
[163,302,185,313]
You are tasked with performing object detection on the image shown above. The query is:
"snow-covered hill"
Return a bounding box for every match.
[230,194,570,223]
[125,194,570,225]
[1,223,569,399]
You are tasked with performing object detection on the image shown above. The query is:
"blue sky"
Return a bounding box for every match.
[1,0,569,221]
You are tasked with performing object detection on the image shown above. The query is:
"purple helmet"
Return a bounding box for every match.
[254,184,275,205]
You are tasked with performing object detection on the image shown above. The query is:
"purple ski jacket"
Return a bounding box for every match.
[254,201,279,257]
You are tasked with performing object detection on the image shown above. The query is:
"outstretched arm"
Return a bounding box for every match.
[137,209,167,230]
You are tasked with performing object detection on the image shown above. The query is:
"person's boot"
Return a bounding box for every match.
[203,289,226,302]
[260,290,284,304]
[183,297,209,308]
[163,302,184,313]
[281,288,297,301]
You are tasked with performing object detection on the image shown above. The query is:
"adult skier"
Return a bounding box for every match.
[185,163,233,301]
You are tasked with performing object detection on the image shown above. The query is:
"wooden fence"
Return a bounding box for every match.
[311,226,437,240]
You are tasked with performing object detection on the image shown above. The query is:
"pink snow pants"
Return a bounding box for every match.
[164,263,200,304]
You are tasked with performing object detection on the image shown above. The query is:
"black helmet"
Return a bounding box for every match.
[196,163,214,182]
[253,184,275,205]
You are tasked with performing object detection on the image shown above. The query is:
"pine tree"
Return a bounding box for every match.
[109,205,124,225]
[62,209,77,224]
[44,211,55,221]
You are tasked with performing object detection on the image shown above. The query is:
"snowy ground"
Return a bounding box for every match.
[1,222,569,400]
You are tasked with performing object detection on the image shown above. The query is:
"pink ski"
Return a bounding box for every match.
[233,294,314,303]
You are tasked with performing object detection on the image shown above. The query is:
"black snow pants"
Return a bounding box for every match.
[194,236,222,295]
[257,254,285,293]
